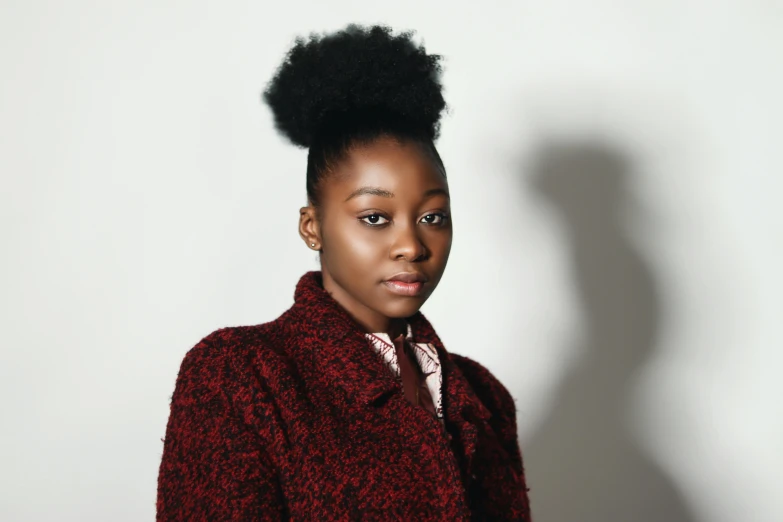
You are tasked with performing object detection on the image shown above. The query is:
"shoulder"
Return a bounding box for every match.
[449,353,518,422]
[175,313,294,393]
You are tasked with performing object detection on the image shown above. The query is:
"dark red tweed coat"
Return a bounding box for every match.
[157,271,531,521]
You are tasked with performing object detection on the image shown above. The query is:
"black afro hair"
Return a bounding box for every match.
[263,24,447,148]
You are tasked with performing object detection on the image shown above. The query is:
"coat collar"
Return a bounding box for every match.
[288,271,491,425]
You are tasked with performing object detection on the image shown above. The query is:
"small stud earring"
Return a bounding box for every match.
[311,243,316,248]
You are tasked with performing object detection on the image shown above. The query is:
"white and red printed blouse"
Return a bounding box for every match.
[365,322,444,422]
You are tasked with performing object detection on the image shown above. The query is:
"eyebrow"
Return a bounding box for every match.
[344,186,449,202]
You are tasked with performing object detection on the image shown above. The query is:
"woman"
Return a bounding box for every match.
[157,24,531,521]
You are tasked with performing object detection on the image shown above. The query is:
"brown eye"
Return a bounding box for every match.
[359,214,390,226]
[420,213,448,225]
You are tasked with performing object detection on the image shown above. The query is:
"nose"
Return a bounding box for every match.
[390,222,427,262]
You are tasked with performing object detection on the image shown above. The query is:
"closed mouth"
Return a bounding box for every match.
[384,272,428,284]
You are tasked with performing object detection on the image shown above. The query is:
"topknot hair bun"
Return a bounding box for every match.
[263,24,446,148]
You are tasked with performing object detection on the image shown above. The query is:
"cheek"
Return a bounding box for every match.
[426,229,453,259]
[333,227,388,260]
[351,232,389,259]
[323,222,388,276]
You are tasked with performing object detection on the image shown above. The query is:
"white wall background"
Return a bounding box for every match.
[2,1,781,520]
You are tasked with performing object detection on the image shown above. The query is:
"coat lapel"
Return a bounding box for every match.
[288,271,400,407]
[289,271,492,483]
[408,312,492,483]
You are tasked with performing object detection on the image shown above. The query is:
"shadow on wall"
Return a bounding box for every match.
[521,142,696,522]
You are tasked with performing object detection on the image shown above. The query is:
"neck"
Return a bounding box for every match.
[385,318,408,339]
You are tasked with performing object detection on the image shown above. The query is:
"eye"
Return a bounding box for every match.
[359,213,390,227]
[420,213,449,225]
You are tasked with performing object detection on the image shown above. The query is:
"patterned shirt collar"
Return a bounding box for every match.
[365,323,444,421]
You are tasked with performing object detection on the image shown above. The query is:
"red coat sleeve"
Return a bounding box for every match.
[156,334,285,521]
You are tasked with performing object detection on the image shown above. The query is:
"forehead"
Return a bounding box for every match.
[326,137,447,199]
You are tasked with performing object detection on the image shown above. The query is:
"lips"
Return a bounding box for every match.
[385,272,428,284]
[383,272,428,297]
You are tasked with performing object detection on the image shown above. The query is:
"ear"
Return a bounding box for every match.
[298,205,321,251]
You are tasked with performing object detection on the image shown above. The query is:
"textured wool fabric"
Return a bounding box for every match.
[157,271,532,521]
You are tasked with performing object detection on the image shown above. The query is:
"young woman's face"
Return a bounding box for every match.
[312,136,452,333]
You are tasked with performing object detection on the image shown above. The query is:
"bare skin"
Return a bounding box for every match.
[298,136,452,340]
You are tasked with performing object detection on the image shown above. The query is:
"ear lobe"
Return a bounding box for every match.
[298,205,321,249]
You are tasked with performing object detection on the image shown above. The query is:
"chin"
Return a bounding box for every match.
[379,297,427,319]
